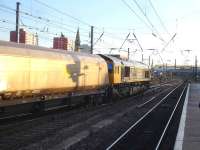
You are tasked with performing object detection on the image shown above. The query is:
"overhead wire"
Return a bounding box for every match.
[94,32,104,46]
[131,0,166,42]
[0,1,165,51]
[0,4,92,40]
[19,8,123,42]
[160,33,177,53]
[20,10,90,34]
[0,4,126,41]
[0,26,13,31]
[0,5,87,35]
[148,0,171,36]
[33,0,91,27]
[0,18,78,43]
[120,0,153,32]
[32,0,134,42]
[120,0,170,63]
[33,0,108,35]
[0,3,136,46]
[0,6,16,15]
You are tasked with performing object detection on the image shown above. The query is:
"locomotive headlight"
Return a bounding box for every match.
[0,80,7,92]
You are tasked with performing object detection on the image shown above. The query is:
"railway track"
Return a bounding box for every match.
[0,81,177,125]
[106,82,187,150]
[0,81,180,150]
[0,102,78,125]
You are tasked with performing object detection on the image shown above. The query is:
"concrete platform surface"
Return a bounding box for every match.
[174,83,200,150]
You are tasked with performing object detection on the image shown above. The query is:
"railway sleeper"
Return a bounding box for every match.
[83,94,105,107]
[143,130,154,135]
[160,103,172,109]
[0,107,5,114]
[31,101,45,113]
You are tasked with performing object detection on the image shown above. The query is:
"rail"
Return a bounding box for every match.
[106,82,185,150]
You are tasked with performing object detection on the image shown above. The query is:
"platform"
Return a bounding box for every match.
[174,83,200,150]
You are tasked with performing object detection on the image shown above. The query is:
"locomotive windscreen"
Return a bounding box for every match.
[108,63,113,73]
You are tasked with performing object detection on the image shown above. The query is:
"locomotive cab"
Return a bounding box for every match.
[98,54,121,84]
[121,60,136,83]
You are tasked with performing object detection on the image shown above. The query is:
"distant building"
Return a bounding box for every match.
[10,31,17,42]
[67,39,75,51]
[53,34,68,50]
[10,28,38,45]
[19,29,38,45]
[80,44,91,54]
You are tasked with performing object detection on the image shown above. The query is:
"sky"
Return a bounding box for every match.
[0,0,200,66]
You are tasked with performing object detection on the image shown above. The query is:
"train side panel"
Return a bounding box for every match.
[83,59,109,88]
[0,43,109,100]
[134,68,151,82]
[0,54,30,92]
[28,52,79,91]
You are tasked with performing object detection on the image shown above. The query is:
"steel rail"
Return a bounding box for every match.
[0,81,174,122]
[155,84,187,149]
[106,82,183,150]
[136,86,172,108]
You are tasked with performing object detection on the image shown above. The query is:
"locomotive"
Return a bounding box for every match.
[0,40,151,110]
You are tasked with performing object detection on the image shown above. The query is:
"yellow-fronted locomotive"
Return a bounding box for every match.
[0,40,151,109]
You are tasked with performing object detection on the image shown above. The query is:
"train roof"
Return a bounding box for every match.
[133,61,149,69]
[99,54,149,69]
[121,60,134,67]
[98,54,121,65]
[0,40,105,62]
[0,41,149,68]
